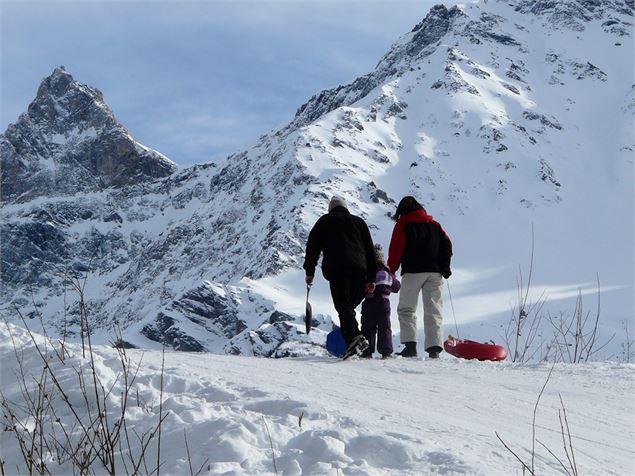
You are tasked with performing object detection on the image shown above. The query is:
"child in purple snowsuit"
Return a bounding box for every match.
[360,244,401,358]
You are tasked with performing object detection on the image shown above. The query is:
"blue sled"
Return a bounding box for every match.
[326,326,346,358]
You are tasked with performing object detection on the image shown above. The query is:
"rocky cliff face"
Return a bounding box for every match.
[2,1,633,357]
[0,66,176,203]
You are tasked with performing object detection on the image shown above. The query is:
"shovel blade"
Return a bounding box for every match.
[305,301,312,334]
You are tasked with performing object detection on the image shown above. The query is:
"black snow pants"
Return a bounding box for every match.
[329,270,367,346]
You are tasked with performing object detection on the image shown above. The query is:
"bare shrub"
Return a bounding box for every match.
[262,416,279,476]
[496,365,579,475]
[542,277,614,363]
[0,278,171,475]
[619,320,634,363]
[183,429,209,476]
[501,225,548,362]
[501,227,613,363]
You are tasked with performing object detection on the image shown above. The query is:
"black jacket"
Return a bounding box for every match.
[401,222,452,274]
[303,207,377,282]
[388,210,453,277]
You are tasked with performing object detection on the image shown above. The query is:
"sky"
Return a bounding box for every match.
[1,0,443,166]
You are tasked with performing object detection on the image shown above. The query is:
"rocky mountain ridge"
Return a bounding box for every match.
[290,0,632,129]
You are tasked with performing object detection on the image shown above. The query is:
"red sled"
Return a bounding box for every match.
[444,336,507,361]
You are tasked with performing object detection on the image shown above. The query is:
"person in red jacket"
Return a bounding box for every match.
[387,196,452,359]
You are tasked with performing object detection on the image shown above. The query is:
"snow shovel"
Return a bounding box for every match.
[304,284,312,334]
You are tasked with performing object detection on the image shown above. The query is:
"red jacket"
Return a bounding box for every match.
[387,210,453,276]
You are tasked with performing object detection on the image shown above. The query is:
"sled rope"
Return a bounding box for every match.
[447,280,460,338]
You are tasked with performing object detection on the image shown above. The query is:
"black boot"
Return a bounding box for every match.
[343,334,369,360]
[359,349,373,359]
[426,346,442,359]
[397,342,417,358]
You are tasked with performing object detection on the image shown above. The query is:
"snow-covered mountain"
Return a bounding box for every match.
[1,66,176,203]
[1,0,633,357]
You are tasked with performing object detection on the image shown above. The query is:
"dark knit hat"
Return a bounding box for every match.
[328,195,347,212]
[374,243,386,264]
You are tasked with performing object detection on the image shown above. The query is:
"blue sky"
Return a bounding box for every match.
[1,0,441,166]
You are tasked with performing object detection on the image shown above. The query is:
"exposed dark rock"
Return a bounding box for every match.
[502,83,521,94]
[141,313,205,352]
[171,283,247,338]
[485,32,521,46]
[572,61,608,81]
[368,182,392,204]
[385,100,409,120]
[269,311,293,324]
[0,221,69,287]
[507,61,529,82]
[523,111,564,130]
[112,338,137,349]
[471,67,491,79]
[538,159,562,187]
[515,0,632,31]
[370,149,390,164]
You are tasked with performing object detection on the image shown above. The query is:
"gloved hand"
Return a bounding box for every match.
[442,268,452,279]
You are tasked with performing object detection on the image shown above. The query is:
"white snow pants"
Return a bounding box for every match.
[397,272,444,350]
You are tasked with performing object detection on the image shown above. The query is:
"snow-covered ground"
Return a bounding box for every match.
[2,322,633,475]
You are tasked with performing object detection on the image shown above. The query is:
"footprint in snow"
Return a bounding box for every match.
[424,450,474,474]
[243,398,307,416]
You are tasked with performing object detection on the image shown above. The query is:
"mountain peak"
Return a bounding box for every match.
[1,67,176,203]
[45,65,70,85]
[30,66,105,125]
[410,4,462,34]
[35,66,98,103]
[288,3,463,130]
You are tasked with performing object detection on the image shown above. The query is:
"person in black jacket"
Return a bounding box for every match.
[387,196,453,359]
[303,196,377,357]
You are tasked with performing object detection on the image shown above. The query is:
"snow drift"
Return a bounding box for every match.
[1,323,633,475]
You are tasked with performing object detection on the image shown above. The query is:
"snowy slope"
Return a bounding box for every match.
[1,323,633,475]
[1,0,633,358]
